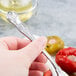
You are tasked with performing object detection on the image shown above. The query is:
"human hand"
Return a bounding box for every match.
[0,37,48,76]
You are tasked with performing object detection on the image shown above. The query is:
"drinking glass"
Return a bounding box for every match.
[0,0,38,22]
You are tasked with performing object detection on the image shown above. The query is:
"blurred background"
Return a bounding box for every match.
[0,0,76,47]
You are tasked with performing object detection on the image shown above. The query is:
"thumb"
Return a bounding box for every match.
[18,37,47,68]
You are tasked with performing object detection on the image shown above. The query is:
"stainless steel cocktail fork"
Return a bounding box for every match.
[7,11,68,76]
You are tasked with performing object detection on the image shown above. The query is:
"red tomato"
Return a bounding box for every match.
[55,47,76,74]
[44,70,52,76]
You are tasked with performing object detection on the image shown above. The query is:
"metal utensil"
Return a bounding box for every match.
[7,11,68,76]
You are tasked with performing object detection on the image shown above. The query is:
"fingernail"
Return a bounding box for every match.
[38,37,47,47]
[44,70,52,76]
[41,72,44,76]
[36,71,43,76]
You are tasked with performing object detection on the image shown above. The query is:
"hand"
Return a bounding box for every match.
[0,36,48,76]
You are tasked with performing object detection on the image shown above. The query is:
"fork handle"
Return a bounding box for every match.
[7,11,68,76]
[15,23,69,76]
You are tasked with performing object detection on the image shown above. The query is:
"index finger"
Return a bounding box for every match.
[0,36,30,50]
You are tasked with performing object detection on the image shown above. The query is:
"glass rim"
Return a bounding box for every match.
[0,0,38,15]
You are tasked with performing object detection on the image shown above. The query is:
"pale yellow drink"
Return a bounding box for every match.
[0,0,33,22]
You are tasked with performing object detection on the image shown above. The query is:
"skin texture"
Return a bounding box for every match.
[0,36,48,76]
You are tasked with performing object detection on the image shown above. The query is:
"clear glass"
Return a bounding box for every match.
[0,0,38,22]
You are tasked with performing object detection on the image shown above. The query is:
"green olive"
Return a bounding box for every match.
[45,36,64,55]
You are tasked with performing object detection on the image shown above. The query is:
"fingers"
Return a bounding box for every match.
[29,71,43,76]
[19,37,47,68]
[0,37,30,50]
[30,62,49,72]
[35,53,47,63]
